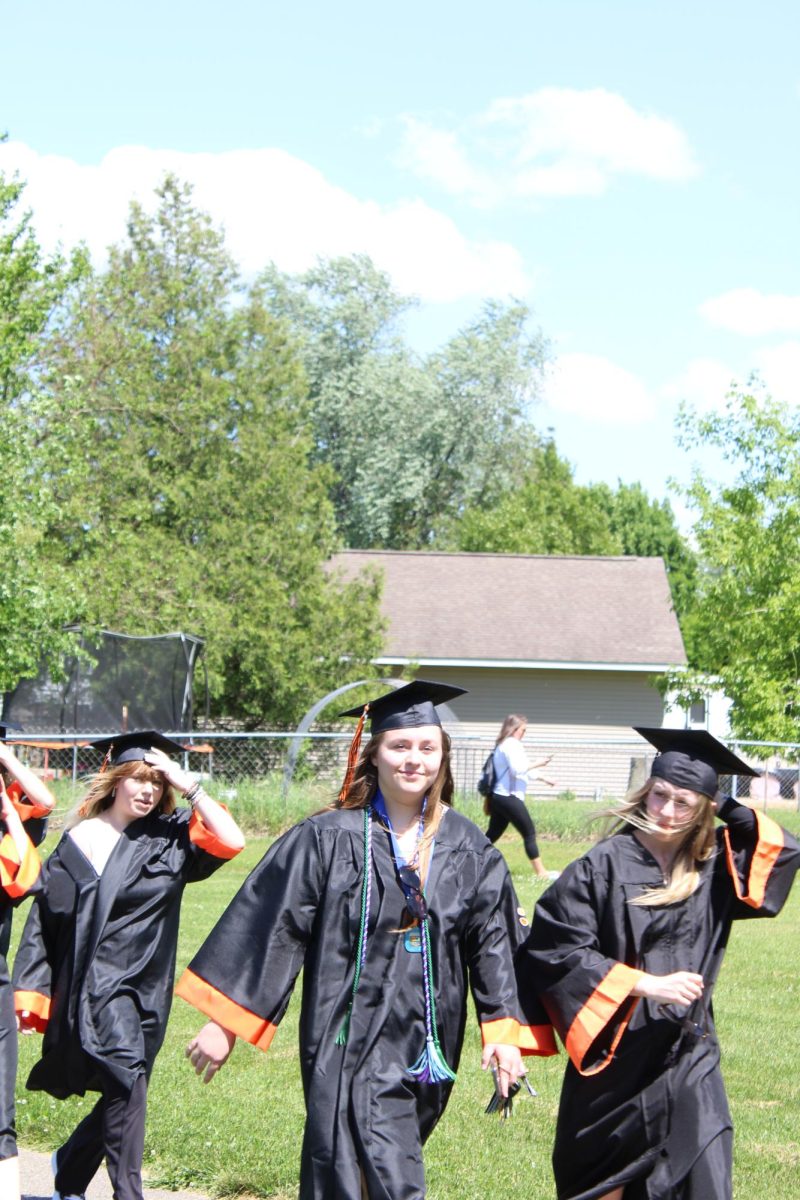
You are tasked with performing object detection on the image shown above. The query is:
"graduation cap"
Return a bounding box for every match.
[340,680,467,735]
[338,681,466,803]
[0,721,23,741]
[90,730,185,767]
[634,727,759,798]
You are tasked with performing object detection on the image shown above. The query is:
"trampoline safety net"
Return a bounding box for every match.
[3,629,204,733]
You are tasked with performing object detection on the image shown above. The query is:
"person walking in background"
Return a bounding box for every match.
[515,729,800,1200]
[485,714,557,880]
[0,761,49,1200]
[13,730,245,1200]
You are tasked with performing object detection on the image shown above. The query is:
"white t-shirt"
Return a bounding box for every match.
[492,736,530,800]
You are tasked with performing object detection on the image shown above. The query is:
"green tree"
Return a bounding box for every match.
[666,386,800,742]
[454,439,621,555]
[590,481,697,617]
[0,163,86,690]
[257,256,548,548]
[37,178,383,726]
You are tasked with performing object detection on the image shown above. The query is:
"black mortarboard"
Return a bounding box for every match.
[340,680,467,735]
[90,730,185,766]
[634,727,759,798]
[0,721,23,741]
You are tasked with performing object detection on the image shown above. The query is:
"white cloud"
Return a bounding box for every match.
[0,141,528,305]
[396,88,698,204]
[660,358,739,413]
[699,288,800,336]
[543,352,657,424]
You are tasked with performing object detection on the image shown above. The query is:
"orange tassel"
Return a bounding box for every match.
[338,705,369,804]
[99,748,113,773]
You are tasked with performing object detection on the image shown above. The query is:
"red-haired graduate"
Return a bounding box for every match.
[13,731,244,1200]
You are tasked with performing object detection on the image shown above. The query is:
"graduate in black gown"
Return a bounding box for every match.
[178,682,553,1200]
[0,729,51,1200]
[13,731,245,1200]
[516,729,800,1200]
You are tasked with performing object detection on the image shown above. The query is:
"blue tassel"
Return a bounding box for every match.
[408,1037,457,1084]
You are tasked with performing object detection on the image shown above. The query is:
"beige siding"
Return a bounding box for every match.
[415,665,662,799]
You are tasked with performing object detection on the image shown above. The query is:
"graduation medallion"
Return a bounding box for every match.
[403,927,422,953]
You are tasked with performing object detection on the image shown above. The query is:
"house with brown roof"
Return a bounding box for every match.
[330,551,687,796]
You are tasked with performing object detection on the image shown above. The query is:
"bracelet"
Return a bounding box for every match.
[184,783,203,809]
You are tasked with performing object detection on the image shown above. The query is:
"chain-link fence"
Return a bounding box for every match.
[9,732,800,811]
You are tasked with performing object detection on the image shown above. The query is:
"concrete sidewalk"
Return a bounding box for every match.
[19,1147,211,1200]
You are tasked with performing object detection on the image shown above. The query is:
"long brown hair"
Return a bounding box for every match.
[72,761,177,824]
[495,714,527,747]
[336,729,454,881]
[597,777,716,906]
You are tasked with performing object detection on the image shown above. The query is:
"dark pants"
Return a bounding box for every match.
[54,1072,148,1200]
[0,971,17,1161]
[485,792,539,860]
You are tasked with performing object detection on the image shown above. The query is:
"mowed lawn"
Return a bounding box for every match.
[11,811,800,1199]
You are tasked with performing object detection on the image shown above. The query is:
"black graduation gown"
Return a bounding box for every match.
[516,802,800,1200]
[12,807,238,1099]
[0,824,41,1159]
[177,806,549,1200]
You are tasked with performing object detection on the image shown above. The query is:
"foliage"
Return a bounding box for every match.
[454,438,621,555]
[592,480,697,616]
[0,163,87,690]
[33,178,384,725]
[454,444,696,623]
[257,255,549,548]
[668,386,800,742]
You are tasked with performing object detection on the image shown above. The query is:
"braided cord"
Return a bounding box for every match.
[335,806,372,1045]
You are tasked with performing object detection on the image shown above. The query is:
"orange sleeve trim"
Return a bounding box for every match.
[188,807,241,861]
[516,1023,559,1057]
[724,810,785,908]
[0,833,40,898]
[14,990,51,1032]
[481,1017,521,1047]
[175,968,277,1052]
[9,784,52,821]
[565,962,643,1076]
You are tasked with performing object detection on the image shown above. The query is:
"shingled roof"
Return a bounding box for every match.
[330,551,686,669]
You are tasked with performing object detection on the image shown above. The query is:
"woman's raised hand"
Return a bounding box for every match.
[143,748,194,795]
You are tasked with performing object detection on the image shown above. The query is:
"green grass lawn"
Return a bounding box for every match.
[11,810,800,1198]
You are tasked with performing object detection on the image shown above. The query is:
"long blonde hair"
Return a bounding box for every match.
[71,761,177,825]
[336,729,453,882]
[598,777,716,906]
[496,714,527,747]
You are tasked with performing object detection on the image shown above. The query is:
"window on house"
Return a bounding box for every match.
[689,699,707,726]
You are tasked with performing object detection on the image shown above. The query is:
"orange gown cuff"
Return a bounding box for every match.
[176,968,277,1052]
[188,807,241,860]
[0,832,40,898]
[14,990,50,1032]
[565,962,643,1076]
[724,810,785,909]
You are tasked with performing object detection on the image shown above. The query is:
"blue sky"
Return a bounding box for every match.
[4,0,799,524]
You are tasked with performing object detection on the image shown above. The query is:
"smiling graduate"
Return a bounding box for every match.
[178,681,555,1200]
